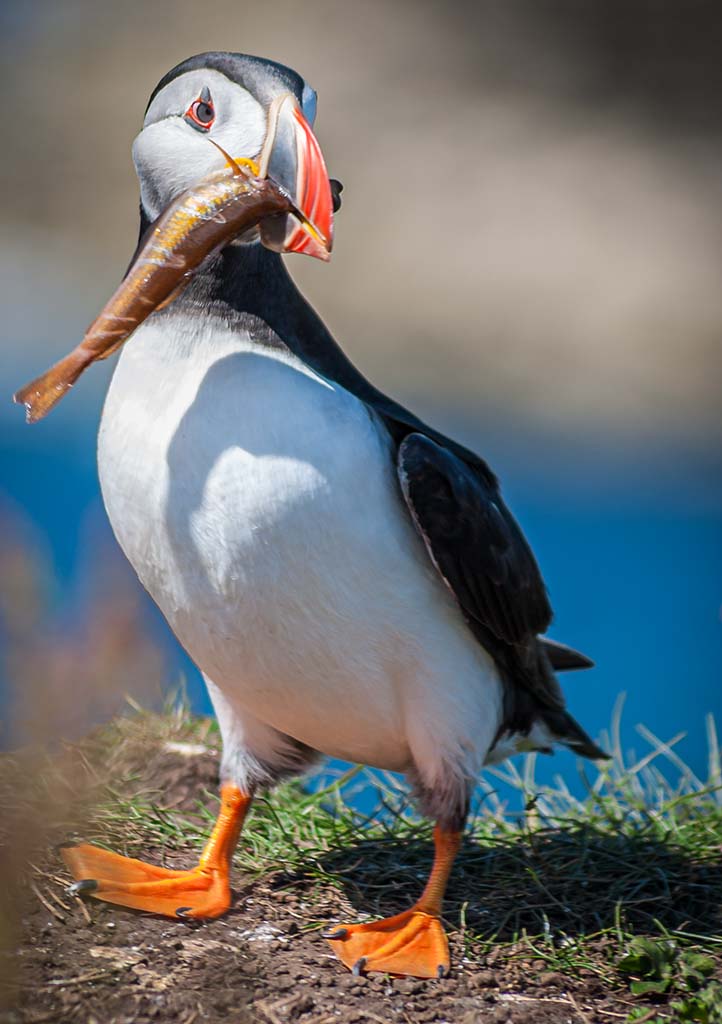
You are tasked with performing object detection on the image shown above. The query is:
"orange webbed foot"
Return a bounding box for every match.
[61,843,231,918]
[61,784,251,920]
[324,907,450,979]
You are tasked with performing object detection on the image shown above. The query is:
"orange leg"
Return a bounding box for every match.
[61,784,251,919]
[324,825,461,979]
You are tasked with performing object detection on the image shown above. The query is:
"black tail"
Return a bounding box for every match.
[540,637,594,672]
[535,640,608,760]
[542,707,610,761]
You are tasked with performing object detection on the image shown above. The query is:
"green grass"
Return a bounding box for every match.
[17,692,722,1020]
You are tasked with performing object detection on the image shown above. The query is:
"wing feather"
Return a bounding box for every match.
[397,433,552,645]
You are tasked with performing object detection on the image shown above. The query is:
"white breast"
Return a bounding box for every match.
[98,315,503,780]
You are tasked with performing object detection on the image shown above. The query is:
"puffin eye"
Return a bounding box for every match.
[184,90,215,131]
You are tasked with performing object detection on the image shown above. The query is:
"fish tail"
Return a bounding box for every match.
[13,349,94,423]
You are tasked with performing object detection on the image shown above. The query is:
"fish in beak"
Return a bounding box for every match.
[258,93,334,261]
[14,169,294,422]
[14,86,336,422]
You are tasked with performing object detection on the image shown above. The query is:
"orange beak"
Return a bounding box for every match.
[258,94,333,261]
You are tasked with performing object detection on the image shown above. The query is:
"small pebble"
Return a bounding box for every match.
[538,970,565,987]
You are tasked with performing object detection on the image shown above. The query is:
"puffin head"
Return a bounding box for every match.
[133,51,335,260]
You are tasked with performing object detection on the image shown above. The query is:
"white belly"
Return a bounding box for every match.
[98,316,502,777]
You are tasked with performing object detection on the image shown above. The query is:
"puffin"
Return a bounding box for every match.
[60,51,605,980]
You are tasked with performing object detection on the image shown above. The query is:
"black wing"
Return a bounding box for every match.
[397,433,552,647]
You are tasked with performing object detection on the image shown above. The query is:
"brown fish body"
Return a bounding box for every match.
[14,169,292,422]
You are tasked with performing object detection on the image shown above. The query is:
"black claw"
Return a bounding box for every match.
[175,906,193,919]
[436,964,447,979]
[352,957,367,977]
[321,926,348,940]
[68,879,98,896]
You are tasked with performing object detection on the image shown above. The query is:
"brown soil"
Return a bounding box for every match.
[0,735,682,1024]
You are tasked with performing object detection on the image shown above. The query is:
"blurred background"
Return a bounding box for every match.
[1,1,721,786]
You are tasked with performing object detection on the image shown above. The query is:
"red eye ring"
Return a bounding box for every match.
[184,95,215,131]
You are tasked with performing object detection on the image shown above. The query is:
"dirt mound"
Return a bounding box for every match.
[1,716,716,1023]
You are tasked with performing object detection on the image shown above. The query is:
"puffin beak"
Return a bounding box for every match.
[258,93,333,261]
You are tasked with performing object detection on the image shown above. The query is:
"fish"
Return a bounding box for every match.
[14,157,300,423]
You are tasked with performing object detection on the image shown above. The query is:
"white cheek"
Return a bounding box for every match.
[213,90,268,159]
[133,90,268,220]
[133,121,213,219]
